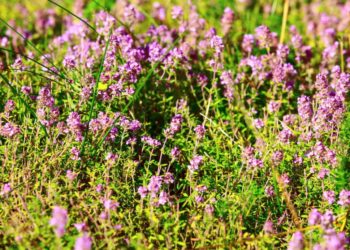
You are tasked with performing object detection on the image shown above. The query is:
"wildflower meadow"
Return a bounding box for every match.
[0,0,350,249]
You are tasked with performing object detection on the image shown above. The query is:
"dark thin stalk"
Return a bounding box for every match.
[0,17,64,79]
[48,0,97,33]
[0,47,66,81]
[0,73,48,137]
[10,68,62,86]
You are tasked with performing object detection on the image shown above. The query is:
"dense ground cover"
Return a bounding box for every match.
[0,0,350,249]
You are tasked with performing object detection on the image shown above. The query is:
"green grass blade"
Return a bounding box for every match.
[79,31,112,159]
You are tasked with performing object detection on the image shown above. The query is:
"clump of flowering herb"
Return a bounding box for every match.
[287,231,304,250]
[221,7,235,35]
[49,206,68,237]
[1,0,350,249]
[74,234,92,250]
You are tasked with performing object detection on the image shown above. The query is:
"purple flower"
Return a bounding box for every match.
[57,122,68,134]
[80,86,92,101]
[248,158,264,168]
[66,170,78,181]
[171,6,183,20]
[49,206,68,237]
[253,118,264,129]
[280,173,290,186]
[128,120,142,132]
[293,155,303,166]
[210,35,224,56]
[67,112,83,140]
[152,2,166,21]
[141,136,161,147]
[138,186,148,199]
[126,137,137,146]
[89,119,101,133]
[197,73,209,88]
[163,172,174,184]
[321,210,334,229]
[272,151,284,165]
[242,146,255,160]
[158,191,169,205]
[188,155,204,172]
[242,34,255,53]
[308,208,322,225]
[310,141,326,159]
[263,220,275,234]
[220,71,234,85]
[195,195,204,204]
[255,25,273,49]
[105,153,118,164]
[147,176,162,195]
[1,183,11,196]
[21,86,32,95]
[298,95,313,121]
[171,147,181,159]
[290,25,302,48]
[0,122,20,137]
[195,185,208,193]
[35,9,57,33]
[75,234,92,250]
[322,42,339,65]
[187,6,205,36]
[318,168,330,179]
[71,147,81,161]
[74,222,87,232]
[278,129,294,143]
[287,231,304,250]
[204,204,214,215]
[313,244,322,250]
[95,11,115,36]
[167,114,183,136]
[324,231,348,250]
[268,101,281,113]
[103,199,119,211]
[1,36,8,47]
[315,73,329,91]
[106,127,118,142]
[12,57,26,71]
[99,211,108,220]
[119,116,130,129]
[299,132,313,142]
[265,186,275,197]
[331,65,341,80]
[240,55,265,80]
[4,100,15,113]
[123,4,143,25]
[338,190,350,206]
[96,184,103,193]
[272,63,296,84]
[97,112,112,128]
[194,125,206,139]
[276,44,290,59]
[221,7,235,35]
[148,42,165,63]
[63,55,76,69]
[323,190,336,205]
